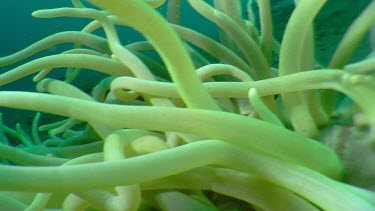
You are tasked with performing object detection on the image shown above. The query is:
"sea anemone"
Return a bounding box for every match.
[0,0,375,210]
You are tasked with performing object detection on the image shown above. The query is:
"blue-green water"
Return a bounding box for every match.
[0,0,372,127]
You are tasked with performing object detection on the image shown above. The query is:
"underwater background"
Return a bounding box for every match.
[0,1,374,210]
[0,0,372,129]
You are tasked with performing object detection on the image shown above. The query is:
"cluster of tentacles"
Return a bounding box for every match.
[0,0,375,210]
